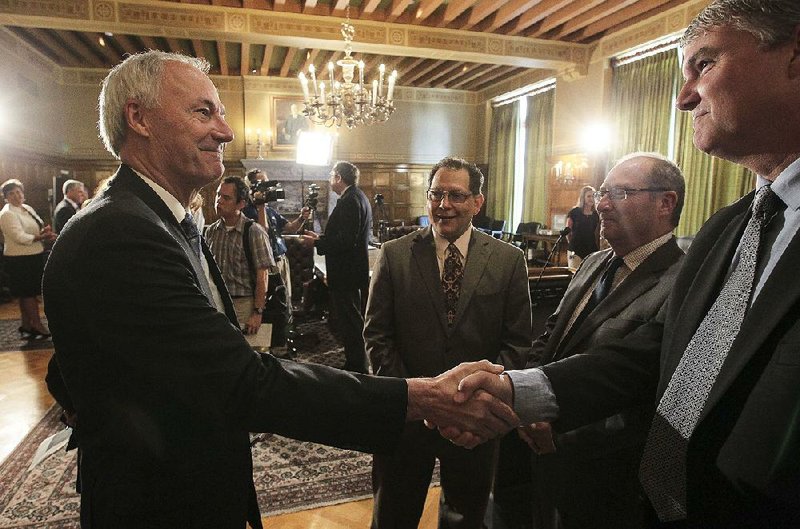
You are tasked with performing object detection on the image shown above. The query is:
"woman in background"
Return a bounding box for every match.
[566,185,600,269]
[0,179,57,338]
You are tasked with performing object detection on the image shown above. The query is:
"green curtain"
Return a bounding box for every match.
[673,112,755,236]
[522,89,554,225]
[610,48,679,160]
[487,102,519,224]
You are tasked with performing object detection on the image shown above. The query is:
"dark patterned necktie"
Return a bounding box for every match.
[180,213,202,259]
[569,255,625,335]
[640,185,783,522]
[442,243,464,326]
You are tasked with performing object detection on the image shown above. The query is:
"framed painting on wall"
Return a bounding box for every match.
[272,97,311,149]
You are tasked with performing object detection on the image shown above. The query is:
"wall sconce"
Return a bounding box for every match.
[245,128,272,159]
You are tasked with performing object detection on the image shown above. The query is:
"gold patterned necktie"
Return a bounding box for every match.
[442,243,464,326]
[639,185,783,522]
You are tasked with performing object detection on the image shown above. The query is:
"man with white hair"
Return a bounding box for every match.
[53,179,86,233]
[43,50,519,529]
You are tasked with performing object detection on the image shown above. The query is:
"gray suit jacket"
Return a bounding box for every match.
[365,227,531,378]
[531,238,684,456]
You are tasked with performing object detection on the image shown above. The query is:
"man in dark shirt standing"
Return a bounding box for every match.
[301,161,372,373]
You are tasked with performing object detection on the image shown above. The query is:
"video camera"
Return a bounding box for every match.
[250,180,285,205]
[305,184,320,210]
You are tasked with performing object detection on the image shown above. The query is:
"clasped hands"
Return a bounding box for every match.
[410,360,555,453]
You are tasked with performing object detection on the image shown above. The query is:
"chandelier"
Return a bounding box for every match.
[298,11,397,129]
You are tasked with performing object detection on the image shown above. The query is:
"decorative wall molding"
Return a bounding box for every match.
[598,0,705,59]
[0,0,589,70]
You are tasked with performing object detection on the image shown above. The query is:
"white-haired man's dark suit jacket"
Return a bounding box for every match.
[44,165,407,529]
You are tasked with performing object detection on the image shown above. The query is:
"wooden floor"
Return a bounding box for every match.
[0,299,441,528]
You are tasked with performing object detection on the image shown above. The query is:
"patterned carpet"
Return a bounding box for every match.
[0,319,399,528]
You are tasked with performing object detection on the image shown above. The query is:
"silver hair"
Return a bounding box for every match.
[98,50,211,158]
[682,0,800,49]
[612,152,686,227]
[62,179,84,196]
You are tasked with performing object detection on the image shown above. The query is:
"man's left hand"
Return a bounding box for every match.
[243,312,262,335]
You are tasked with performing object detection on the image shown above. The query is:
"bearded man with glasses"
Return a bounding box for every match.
[364,156,532,529]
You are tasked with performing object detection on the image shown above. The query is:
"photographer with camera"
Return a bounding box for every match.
[244,169,310,355]
[300,161,372,373]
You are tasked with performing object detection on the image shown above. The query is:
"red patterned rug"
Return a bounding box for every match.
[0,320,414,528]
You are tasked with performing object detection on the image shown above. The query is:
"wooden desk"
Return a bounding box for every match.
[523,233,568,266]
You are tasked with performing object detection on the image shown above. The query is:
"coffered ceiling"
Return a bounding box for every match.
[1,0,692,91]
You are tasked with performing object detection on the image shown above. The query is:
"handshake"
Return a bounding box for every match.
[406,360,555,453]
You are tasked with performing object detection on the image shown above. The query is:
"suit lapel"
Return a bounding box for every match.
[452,231,490,333]
[554,251,614,358]
[201,239,239,324]
[411,228,449,332]
[109,165,237,324]
[560,239,683,356]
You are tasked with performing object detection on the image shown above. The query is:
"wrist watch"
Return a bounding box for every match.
[253,307,263,315]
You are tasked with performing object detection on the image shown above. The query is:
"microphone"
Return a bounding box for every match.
[531,226,571,302]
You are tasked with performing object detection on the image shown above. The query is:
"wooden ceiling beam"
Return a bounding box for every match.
[24,28,80,66]
[280,46,299,77]
[446,63,499,89]
[464,65,517,91]
[113,34,142,56]
[396,57,426,79]
[386,0,414,23]
[139,35,161,51]
[165,38,186,55]
[217,41,229,76]
[403,59,446,85]
[414,0,442,22]
[300,48,320,72]
[241,42,252,75]
[489,0,543,31]
[579,0,671,38]
[443,0,481,22]
[260,43,273,75]
[464,0,509,28]
[89,32,124,64]
[531,0,605,36]
[425,61,465,87]
[509,0,572,35]
[554,0,639,38]
[54,30,106,68]
[362,0,382,14]
[192,39,205,58]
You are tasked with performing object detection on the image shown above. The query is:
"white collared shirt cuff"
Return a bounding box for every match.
[507,369,560,425]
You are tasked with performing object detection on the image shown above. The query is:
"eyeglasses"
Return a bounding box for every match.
[427,189,473,204]
[593,187,671,201]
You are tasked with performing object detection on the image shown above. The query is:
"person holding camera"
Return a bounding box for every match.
[244,169,309,353]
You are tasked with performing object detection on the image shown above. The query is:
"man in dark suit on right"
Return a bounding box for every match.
[301,161,372,373]
[453,1,800,526]
[527,152,685,529]
[53,179,86,233]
